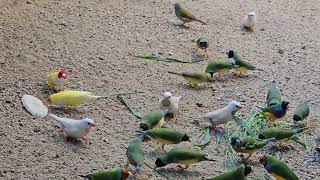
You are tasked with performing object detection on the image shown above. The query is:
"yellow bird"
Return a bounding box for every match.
[47,69,67,91]
[46,90,142,108]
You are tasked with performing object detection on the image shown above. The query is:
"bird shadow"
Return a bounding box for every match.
[51,133,85,148]
[177,83,211,91]
[155,168,203,178]
[167,21,190,29]
[49,106,86,116]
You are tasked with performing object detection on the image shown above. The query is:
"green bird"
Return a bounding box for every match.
[227,50,256,75]
[126,137,144,173]
[293,100,310,122]
[258,127,304,141]
[140,128,191,151]
[174,3,207,25]
[168,70,211,87]
[266,80,282,106]
[230,136,274,157]
[204,60,236,79]
[79,167,130,180]
[155,148,215,171]
[140,110,168,131]
[258,100,289,120]
[209,164,252,180]
[196,37,209,58]
[259,154,299,180]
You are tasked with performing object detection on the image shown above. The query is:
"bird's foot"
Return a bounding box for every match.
[212,125,224,134]
[213,73,221,80]
[82,136,89,144]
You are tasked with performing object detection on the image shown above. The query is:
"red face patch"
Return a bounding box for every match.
[58,69,66,79]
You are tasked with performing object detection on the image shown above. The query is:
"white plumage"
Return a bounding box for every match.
[159,91,181,116]
[48,114,96,143]
[197,101,242,126]
[242,12,256,31]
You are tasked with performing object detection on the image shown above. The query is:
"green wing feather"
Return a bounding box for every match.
[210,165,246,180]
[141,111,163,128]
[293,101,310,121]
[234,53,256,70]
[267,80,282,106]
[265,155,299,180]
[145,128,185,143]
[126,138,144,166]
[164,148,207,163]
[179,8,197,20]
[83,167,122,180]
[204,61,234,73]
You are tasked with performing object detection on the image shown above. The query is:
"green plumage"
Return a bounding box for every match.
[293,101,310,121]
[231,136,271,155]
[143,128,187,144]
[233,52,256,70]
[196,37,209,49]
[263,155,299,180]
[156,148,211,167]
[258,127,302,140]
[267,80,281,106]
[80,167,123,180]
[140,111,165,130]
[182,71,211,81]
[126,137,144,172]
[204,61,235,74]
[210,165,249,180]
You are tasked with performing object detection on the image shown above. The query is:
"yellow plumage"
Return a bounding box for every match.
[47,72,59,87]
[155,138,174,145]
[271,173,286,180]
[233,67,249,73]
[264,112,277,120]
[48,90,99,107]
[154,117,164,129]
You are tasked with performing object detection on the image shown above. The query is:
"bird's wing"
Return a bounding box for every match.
[179,8,197,20]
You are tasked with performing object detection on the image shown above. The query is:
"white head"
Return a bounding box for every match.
[79,118,96,128]
[226,101,242,112]
[163,91,172,99]
[248,12,256,18]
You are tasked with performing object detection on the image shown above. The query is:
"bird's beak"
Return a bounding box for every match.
[91,124,96,128]
[236,139,241,145]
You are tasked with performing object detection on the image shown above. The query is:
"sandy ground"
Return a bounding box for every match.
[1,0,320,179]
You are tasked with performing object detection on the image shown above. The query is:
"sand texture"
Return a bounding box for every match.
[0,0,320,179]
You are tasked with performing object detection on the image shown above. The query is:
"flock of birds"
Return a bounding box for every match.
[26,2,318,180]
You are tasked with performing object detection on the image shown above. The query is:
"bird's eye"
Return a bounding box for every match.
[87,122,91,125]
[235,105,239,107]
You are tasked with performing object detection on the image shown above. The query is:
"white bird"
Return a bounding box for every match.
[159,91,181,117]
[196,101,242,130]
[242,12,256,32]
[48,114,96,144]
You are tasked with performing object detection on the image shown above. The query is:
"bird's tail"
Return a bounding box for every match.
[96,91,144,99]
[48,113,60,121]
[203,156,216,161]
[293,127,308,134]
[196,19,207,25]
[79,174,90,179]
[168,71,182,76]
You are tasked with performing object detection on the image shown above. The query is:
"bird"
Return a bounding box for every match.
[168,70,211,87]
[47,69,67,91]
[196,101,242,131]
[79,167,130,180]
[196,37,209,58]
[293,100,310,123]
[209,164,252,180]
[242,12,256,32]
[155,148,215,171]
[46,90,141,108]
[139,128,190,151]
[266,80,282,107]
[126,137,144,173]
[174,3,207,25]
[48,114,96,144]
[230,136,274,158]
[159,91,181,118]
[258,100,289,120]
[140,110,168,131]
[258,127,304,141]
[204,61,237,79]
[259,154,299,180]
[226,50,256,76]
